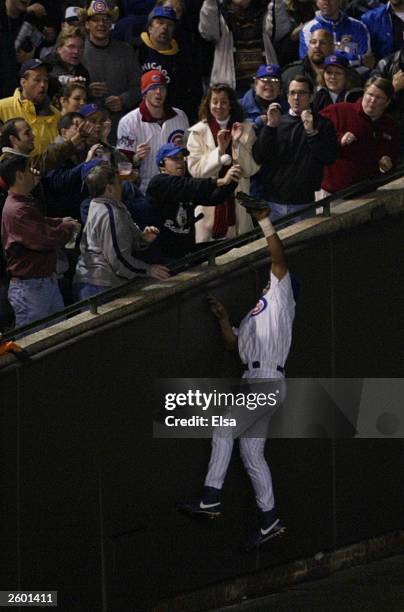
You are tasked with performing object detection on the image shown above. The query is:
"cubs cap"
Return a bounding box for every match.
[156,143,188,167]
[324,52,350,69]
[255,64,281,79]
[86,0,119,21]
[79,103,100,118]
[148,6,178,23]
[141,70,167,95]
[19,59,51,79]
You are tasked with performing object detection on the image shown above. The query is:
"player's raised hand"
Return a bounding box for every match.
[207,294,229,321]
[251,208,270,222]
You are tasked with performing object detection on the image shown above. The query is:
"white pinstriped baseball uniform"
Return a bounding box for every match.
[205,271,296,512]
[116,106,189,193]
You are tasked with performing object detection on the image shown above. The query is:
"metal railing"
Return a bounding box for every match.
[1,163,404,343]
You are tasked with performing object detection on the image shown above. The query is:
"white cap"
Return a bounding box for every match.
[65,6,81,21]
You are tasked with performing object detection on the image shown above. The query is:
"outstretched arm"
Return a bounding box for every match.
[252,209,288,281]
[207,294,237,350]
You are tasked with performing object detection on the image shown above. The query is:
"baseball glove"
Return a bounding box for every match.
[236,192,270,212]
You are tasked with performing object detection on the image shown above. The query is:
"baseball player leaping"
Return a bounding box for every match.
[178,196,299,550]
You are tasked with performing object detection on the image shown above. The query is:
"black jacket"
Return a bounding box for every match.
[43,50,90,100]
[146,174,236,260]
[252,112,338,204]
[312,87,363,114]
[373,48,404,127]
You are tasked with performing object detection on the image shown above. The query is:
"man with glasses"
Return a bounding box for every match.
[82,0,141,142]
[320,76,399,195]
[252,76,337,223]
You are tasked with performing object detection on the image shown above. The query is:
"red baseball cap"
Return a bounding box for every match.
[140,70,167,95]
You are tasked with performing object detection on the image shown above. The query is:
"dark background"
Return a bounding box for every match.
[1,214,403,611]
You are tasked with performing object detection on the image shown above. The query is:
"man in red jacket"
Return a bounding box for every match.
[0,154,80,328]
[320,77,399,195]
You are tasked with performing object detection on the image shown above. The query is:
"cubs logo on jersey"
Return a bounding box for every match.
[250,297,267,317]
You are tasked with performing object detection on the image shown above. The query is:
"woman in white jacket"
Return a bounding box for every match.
[187,83,260,242]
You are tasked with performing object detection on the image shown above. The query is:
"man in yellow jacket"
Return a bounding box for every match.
[0,59,60,157]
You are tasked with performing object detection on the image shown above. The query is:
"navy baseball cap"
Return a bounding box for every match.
[156,143,188,167]
[255,64,281,79]
[80,158,104,181]
[148,6,178,22]
[19,59,51,79]
[324,53,349,69]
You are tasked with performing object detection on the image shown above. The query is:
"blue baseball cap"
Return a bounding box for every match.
[19,58,51,78]
[156,143,188,167]
[148,6,178,23]
[324,52,349,69]
[80,159,104,181]
[255,64,281,79]
[79,103,100,118]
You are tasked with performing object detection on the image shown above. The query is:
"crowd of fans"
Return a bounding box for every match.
[0,0,402,331]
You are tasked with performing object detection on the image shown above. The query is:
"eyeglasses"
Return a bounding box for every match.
[257,77,280,83]
[288,90,311,97]
[364,92,388,103]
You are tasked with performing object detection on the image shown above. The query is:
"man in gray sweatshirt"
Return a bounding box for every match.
[73,163,169,301]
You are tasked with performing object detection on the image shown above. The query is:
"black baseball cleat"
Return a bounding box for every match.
[177,499,223,519]
[236,191,271,212]
[244,518,286,551]
[177,486,222,519]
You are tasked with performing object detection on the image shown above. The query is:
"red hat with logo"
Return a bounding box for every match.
[140,70,167,95]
